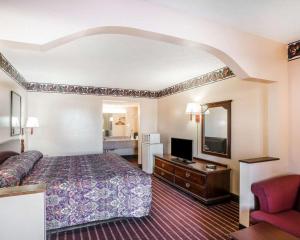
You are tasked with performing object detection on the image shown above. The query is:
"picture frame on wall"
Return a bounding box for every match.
[10,91,22,136]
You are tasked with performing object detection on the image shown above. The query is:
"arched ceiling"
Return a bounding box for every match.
[0,0,288,83]
[0,0,299,44]
[1,34,225,90]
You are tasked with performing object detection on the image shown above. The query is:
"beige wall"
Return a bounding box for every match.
[158,77,269,195]
[0,74,27,152]
[27,92,157,159]
[126,107,138,136]
[27,93,103,156]
[289,58,300,173]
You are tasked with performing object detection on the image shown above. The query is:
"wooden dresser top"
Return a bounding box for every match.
[155,154,230,174]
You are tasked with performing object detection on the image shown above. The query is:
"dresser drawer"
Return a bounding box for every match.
[174,167,206,186]
[155,158,175,173]
[175,177,205,197]
[155,167,174,182]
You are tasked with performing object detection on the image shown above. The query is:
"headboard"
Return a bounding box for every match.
[0,139,20,153]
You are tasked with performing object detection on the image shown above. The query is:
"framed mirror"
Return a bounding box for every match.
[201,100,232,158]
[10,91,22,136]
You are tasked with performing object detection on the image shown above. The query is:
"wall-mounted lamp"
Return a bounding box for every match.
[185,103,209,156]
[185,103,200,121]
[26,117,40,135]
[185,103,209,122]
[20,117,39,153]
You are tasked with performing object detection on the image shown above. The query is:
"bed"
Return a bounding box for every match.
[0,151,152,230]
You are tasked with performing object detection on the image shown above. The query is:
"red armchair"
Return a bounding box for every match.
[251,175,300,237]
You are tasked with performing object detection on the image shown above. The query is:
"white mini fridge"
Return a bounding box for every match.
[141,133,163,174]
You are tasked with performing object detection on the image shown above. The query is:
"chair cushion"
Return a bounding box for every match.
[0,151,19,165]
[251,175,300,213]
[251,210,300,237]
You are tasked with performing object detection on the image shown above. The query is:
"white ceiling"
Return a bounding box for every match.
[0,0,299,44]
[1,0,298,91]
[1,34,225,90]
[147,0,300,43]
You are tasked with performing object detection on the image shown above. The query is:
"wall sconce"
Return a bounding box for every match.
[26,117,40,135]
[20,117,39,153]
[185,103,200,121]
[185,103,209,122]
[185,103,209,156]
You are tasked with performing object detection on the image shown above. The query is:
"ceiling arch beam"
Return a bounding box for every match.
[0,26,249,81]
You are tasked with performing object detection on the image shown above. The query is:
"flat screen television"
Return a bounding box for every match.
[171,138,193,161]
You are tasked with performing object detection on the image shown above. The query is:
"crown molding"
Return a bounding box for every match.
[1,51,235,98]
[288,40,300,61]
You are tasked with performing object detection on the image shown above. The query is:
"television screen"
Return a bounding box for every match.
[171,138,193,160]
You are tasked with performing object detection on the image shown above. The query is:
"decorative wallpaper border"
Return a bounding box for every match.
[0,53,27,89]
[288,40,300,61]
[1,52,235,98]
[25,82,158,98]
[156,67,234,98]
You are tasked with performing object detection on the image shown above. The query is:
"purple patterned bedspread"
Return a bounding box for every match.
[21,153,152,230]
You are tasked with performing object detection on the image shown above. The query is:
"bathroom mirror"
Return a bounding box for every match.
[102,105,139,139]
[103,113,127,137]
[201,100,232,158]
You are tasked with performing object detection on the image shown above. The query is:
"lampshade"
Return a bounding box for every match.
[185,103,200,114]
[26,117,39,128]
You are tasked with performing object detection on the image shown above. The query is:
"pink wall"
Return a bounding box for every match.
[289,58,300,172]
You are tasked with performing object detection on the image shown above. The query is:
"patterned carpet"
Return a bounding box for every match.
[48,177,239,240]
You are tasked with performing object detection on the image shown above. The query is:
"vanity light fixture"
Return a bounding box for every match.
[103,105,127,114]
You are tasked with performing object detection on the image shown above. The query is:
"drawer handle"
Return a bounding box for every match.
[185,183,190,188]
[185,172,191,178]
[161,171,165,176]
[162,163,165,168]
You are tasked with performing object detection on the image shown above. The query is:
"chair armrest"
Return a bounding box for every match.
[251,175,300,213]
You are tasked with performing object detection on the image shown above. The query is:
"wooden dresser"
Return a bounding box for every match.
[154,154,231,205]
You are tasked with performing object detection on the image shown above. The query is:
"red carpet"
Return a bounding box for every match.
[48,177,239,240]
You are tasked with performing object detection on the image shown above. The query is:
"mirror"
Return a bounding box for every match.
[103,113,113,137]
[103,113,127,137]
[10,91,22,136]
[201,100,231,158]
[102,106,139,139]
